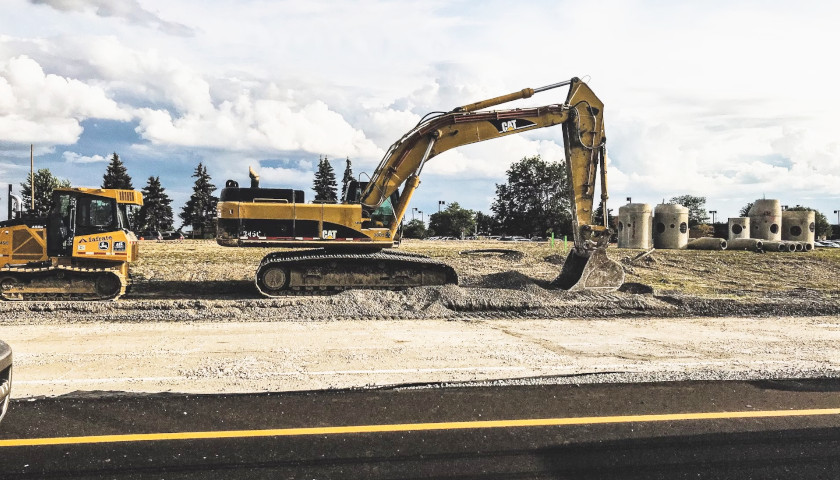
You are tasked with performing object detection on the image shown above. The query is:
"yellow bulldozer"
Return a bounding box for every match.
[0,187,143,300]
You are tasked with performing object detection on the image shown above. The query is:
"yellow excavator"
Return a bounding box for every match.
[216,77,624,295]
[0,187,143,300]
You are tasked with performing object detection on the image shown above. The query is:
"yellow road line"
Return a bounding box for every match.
[2,407,839,448]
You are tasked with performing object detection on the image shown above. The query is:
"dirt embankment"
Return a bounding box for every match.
[1,240,839,324]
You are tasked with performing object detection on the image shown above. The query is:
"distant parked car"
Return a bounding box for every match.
[136,230,162,241]
[0,340,11,424]
[160,231,185,241]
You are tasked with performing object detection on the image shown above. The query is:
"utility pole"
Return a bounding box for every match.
[30,144,34,211]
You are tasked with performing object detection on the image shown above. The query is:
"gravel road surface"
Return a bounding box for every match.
[5,315,840,398]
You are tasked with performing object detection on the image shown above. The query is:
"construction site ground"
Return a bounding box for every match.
[3,239,840,398]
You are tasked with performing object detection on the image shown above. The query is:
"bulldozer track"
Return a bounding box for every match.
[0,264,127,301]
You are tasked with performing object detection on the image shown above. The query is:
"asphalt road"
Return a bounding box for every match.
[1,379,839,479]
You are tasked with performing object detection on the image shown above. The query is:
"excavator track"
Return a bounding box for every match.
[255,249,458,297]
[0,264,127,301]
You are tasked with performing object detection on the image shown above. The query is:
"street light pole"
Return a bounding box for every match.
[709,210,717,224]
[438,200,445,213]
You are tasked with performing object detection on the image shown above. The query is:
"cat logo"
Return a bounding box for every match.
[98,241,110,251]
[322,230,337,240]
[488,118,537,134]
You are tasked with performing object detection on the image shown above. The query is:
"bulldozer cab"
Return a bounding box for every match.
[47,190,128,257]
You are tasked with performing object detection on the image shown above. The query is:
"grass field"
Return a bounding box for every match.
[130,239,840,298]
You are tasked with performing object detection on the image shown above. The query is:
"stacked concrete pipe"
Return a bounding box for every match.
[686,237,728,250]
[727,238,763,251]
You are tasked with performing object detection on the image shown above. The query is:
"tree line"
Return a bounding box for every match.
[18,153,217,237]
[403,155,574,239]
[16,153,833,241]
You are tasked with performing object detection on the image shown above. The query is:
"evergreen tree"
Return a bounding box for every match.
[136,176,174,231]
[101,152,133,189]
[313,156,338,202]
[180,163,218,238]
[19,168,71,217]
[341,156,354,200]
[491,155,572,237]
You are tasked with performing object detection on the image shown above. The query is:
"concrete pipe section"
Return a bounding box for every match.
[748,199,782,241]
[782,210,815,251]
[617,203,652,249]
[686,237,728,250]
[762,241,792,252]
[728,217,750,241]
[653,204,689,249]
[727,238,763,252]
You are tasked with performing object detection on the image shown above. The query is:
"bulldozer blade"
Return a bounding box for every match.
[551,247,624,292]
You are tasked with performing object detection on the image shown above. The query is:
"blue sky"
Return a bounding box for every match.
[1,0,839,225]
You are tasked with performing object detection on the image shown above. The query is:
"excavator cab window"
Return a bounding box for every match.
[367,191,399,229]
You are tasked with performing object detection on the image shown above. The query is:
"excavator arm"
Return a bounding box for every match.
[359,78,610,250]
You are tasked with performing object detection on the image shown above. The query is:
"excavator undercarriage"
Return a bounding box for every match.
[255,249,457,296]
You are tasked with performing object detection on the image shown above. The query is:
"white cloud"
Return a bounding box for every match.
[29,0,194,36]
[0,55,129,145]
[134,94,382,160]
[2,0,840,217]
[62,151,106,163]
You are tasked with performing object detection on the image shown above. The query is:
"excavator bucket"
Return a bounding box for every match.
[551,247,625,292]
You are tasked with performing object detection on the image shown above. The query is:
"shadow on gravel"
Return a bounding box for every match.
[129,280,258,299]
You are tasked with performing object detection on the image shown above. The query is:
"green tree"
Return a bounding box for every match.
[19,168,71,217]
[402,218,428,239]
[180,163,218,238]
[474,211,500,236]
[738,202,753,218]
[592,203,616,229]
[136,176,174,231]
[668,195,709,227]
[491,155,572,237]
[313,156,338,202]
[341,156,354,200]
[101,152,133,189]
[786,206,832,239]
[428,202,475,238]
